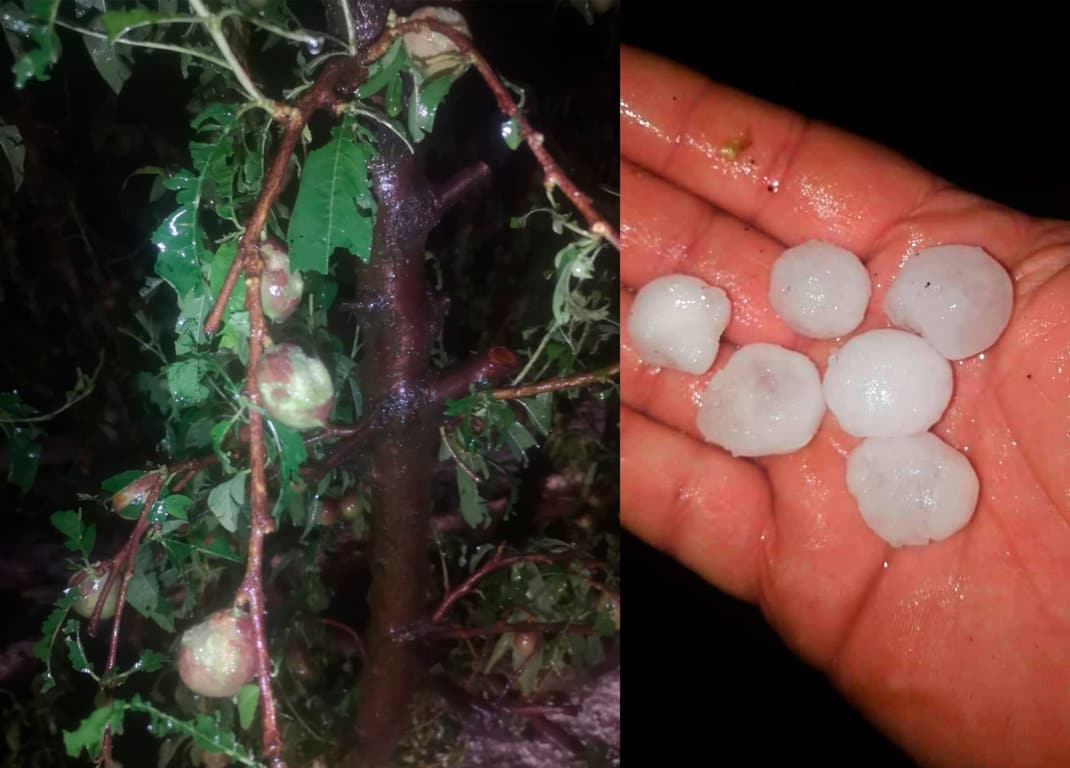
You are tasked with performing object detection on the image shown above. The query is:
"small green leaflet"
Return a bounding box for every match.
[4,0,62,89]
[83,16,131,93]
[50,509,94,555]
[456,466,489,528]
[6,425,41,492]
[408,71,460,142]
[166,358,210,407]
[208,241,246,321]
[358,37,406,98]
[63,702,123,760]
[500,114,522,150]
[126,567,175,632]
[207,469,249,532]
[287,121,374,272]
[237,684,259,730]
[100,8,160,41]
[174,290,210,355]
[34,589,77,692]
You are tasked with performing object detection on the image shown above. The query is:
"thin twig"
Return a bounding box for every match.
[53,20,230,70]
[431,621,594,640]
[304,615,366,659]
[432,553,557,623]
[491,363,619,401]
[189,0,264,103]
[366,20,620,250]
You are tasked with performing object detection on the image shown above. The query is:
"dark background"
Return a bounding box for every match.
[622,15,1069,768]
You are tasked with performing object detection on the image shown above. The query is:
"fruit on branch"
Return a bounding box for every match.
[312,496,341,526]
[260,239,304,323]
[510,631,540,662]
[254,343,335,430]
[177,609,258,698]
[597,591,620,630]
[111,471,159,515]
[339,491,361,521]
[402,7,471,77]
[70,565,120,620]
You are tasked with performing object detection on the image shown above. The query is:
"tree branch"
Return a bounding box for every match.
[490,363,619,401]
[366,20,620,250]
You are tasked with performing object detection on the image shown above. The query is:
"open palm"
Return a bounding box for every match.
[621,46,1070,768]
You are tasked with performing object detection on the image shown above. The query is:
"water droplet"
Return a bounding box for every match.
[882,560,889,569]
[306,36,323,55]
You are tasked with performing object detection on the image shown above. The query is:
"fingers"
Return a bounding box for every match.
[621,407,771,603]
[622,160,799,349]
[621,45,946,258]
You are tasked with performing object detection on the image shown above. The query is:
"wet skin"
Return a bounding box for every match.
[621,46,1070,768]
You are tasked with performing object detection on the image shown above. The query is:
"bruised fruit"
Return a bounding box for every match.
[111,471,159,515]
[402,7,471,77]
[71,565,120,620]
[254,343,335,431]
[177,609,257,698]
[260,239,304,323]
[313,496,341,526]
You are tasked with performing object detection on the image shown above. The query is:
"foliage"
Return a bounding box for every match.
[4,0,619,765]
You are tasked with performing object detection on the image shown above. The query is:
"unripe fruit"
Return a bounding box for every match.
[260,239,304,323]
[70,565,120,620]
[339,492,361,521]
[177,609,257,698]
[597,591,620,630]
[313,496,341,526]
[254,343,335,431]
[402,7,471,78]
[511,631,539,662]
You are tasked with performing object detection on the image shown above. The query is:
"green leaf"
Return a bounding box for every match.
[100,8,160,41]
[0,124,25,191]
[50,509,83,551]
[174,289,210,355]
[357,37,405,98]
[504,422,537,459]
[151,170,203,298]
[207,469,248,532]
[456,466,488,528]
[166,358,210,407]
[287,122,374,272]
[84,17,131,93]
[209,419,236,474]
[160,494,191,520]
[236,684,259,730]
[34,589,77,692]
[11,26,61,89]
[219,310,249,364]
[7,426,40,492]
[102,469,146,494]
[63,702,123,760]
[408,71,460,142]
[126,568,175,632]
[185,524,240,562]
[208,241,246,319]
[62,619,94,678]
[518,393,553,437]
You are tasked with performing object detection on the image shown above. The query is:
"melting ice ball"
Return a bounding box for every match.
[769,240,871,338]
[627,274,730,374]
[697,343,825,457]
[846,433,979,547]
[823,329,952,438]
[884,245,1013,360]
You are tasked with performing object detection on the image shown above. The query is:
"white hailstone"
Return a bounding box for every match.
[696,343,825,457]
[884,244,1013,360]
[627,274,730,375]
[846,433,979,547]
[769,239,871,338]
[823,329,952,438]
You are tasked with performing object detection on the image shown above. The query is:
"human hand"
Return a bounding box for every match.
[621,45,1070,768]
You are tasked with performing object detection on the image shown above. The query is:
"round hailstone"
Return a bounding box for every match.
[884,244,1013,360]
[823,329,952,438]
[769,240,871,338]
[696,343,825,457]
[846,433,979,547]
[627,274,730,375]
